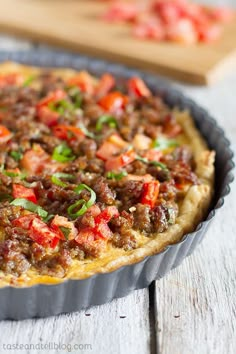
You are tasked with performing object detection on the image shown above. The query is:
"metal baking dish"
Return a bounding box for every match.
[0,50,234,320]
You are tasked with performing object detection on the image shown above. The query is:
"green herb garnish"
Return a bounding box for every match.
[67,200,88,219]
[67,183,96,219]
[136,156,168,171]
[51,172,74,187]
[10,150,23,161]
[0,164,26,179]
[96,115,118,132]
[23,75,35,87]
[52,143,75,163]
[4,171,26,179]
[106,171,128,180]
[10,198,48,219]
[67,86,82,108]
[78,124,95,139]
[49,99,74,115]
[74,184,96,209]
[59,226,71,240]
[152,137,179,150]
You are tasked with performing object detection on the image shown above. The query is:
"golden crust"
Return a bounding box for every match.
[0,62,215,287]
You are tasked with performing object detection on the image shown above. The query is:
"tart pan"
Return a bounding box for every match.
[0,50,234,320]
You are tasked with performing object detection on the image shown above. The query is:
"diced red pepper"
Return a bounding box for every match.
[75,228,98,245]
[102,2,138,22]
[208,7,235,23]
[13,215,60,248]
[21,145,64,174]
[21,145,50,174]
[75,206,119,245]
[144,149,163,162]
[37,106,59,127]
[141,181,160,208]
[85,204,101,219]
[29,218,60,248]
[133,16,165,40]
[0,125,11,144]
[0,73,23,88]
[99,91,128,112]
[96,141,120,161]
[166,18,198,44]
[12,214,36,229]
[127,77,151,97]
[105,149,136,171]
[95,222,113,240]
[67,71,95,94]
[94,206,119,239]
[95,206,119,225]
[37,89,66,108]
[198,23,222,43]
[101,0,234,44]
[152,1,181,24]
[50,215,78,240]
[12,184,37,203]
[96,134,128,161]
[53,124,85,142]
[36,89,67,126]
[95,73,115,98]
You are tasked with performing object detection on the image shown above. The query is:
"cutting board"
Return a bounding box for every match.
[0,0,236,85]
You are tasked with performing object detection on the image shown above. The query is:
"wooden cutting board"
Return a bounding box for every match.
[0,0,235,85]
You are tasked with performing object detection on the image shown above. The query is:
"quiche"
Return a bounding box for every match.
[0,62,214,287]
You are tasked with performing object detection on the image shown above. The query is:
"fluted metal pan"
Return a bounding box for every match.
[0,50,234,320]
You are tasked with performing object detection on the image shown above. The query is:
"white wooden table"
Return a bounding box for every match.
[0,1,235,352]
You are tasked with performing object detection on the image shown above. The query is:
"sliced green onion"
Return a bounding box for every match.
[149,161,169,170]
[136,156,168,171]
[106,171,128,180]
[67,184,96,219]
[49,99,74,115]
[67,199,88,219]
[74,184,96,209]
[4,171,18,177]
[0,164,26,179]
[52,143,75,163]
[96,115,118,132]
[59,226,71,240]
[23,75,35,87]
[78,124,95,139]
[10,198,48,219]
[51,172,74,187]
[43,214,55,223]
[4,171,27,179]
[10,150,23,161]
[67,86,82,108]
[152,137,179,150]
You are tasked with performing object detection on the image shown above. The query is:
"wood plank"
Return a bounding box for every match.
[155,185,236,354]
[0,0,235,84]
[0,289,151,354]
[154,70,236,353]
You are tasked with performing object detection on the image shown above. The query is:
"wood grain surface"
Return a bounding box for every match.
[0,0,235,84]
[0,3,236,351]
